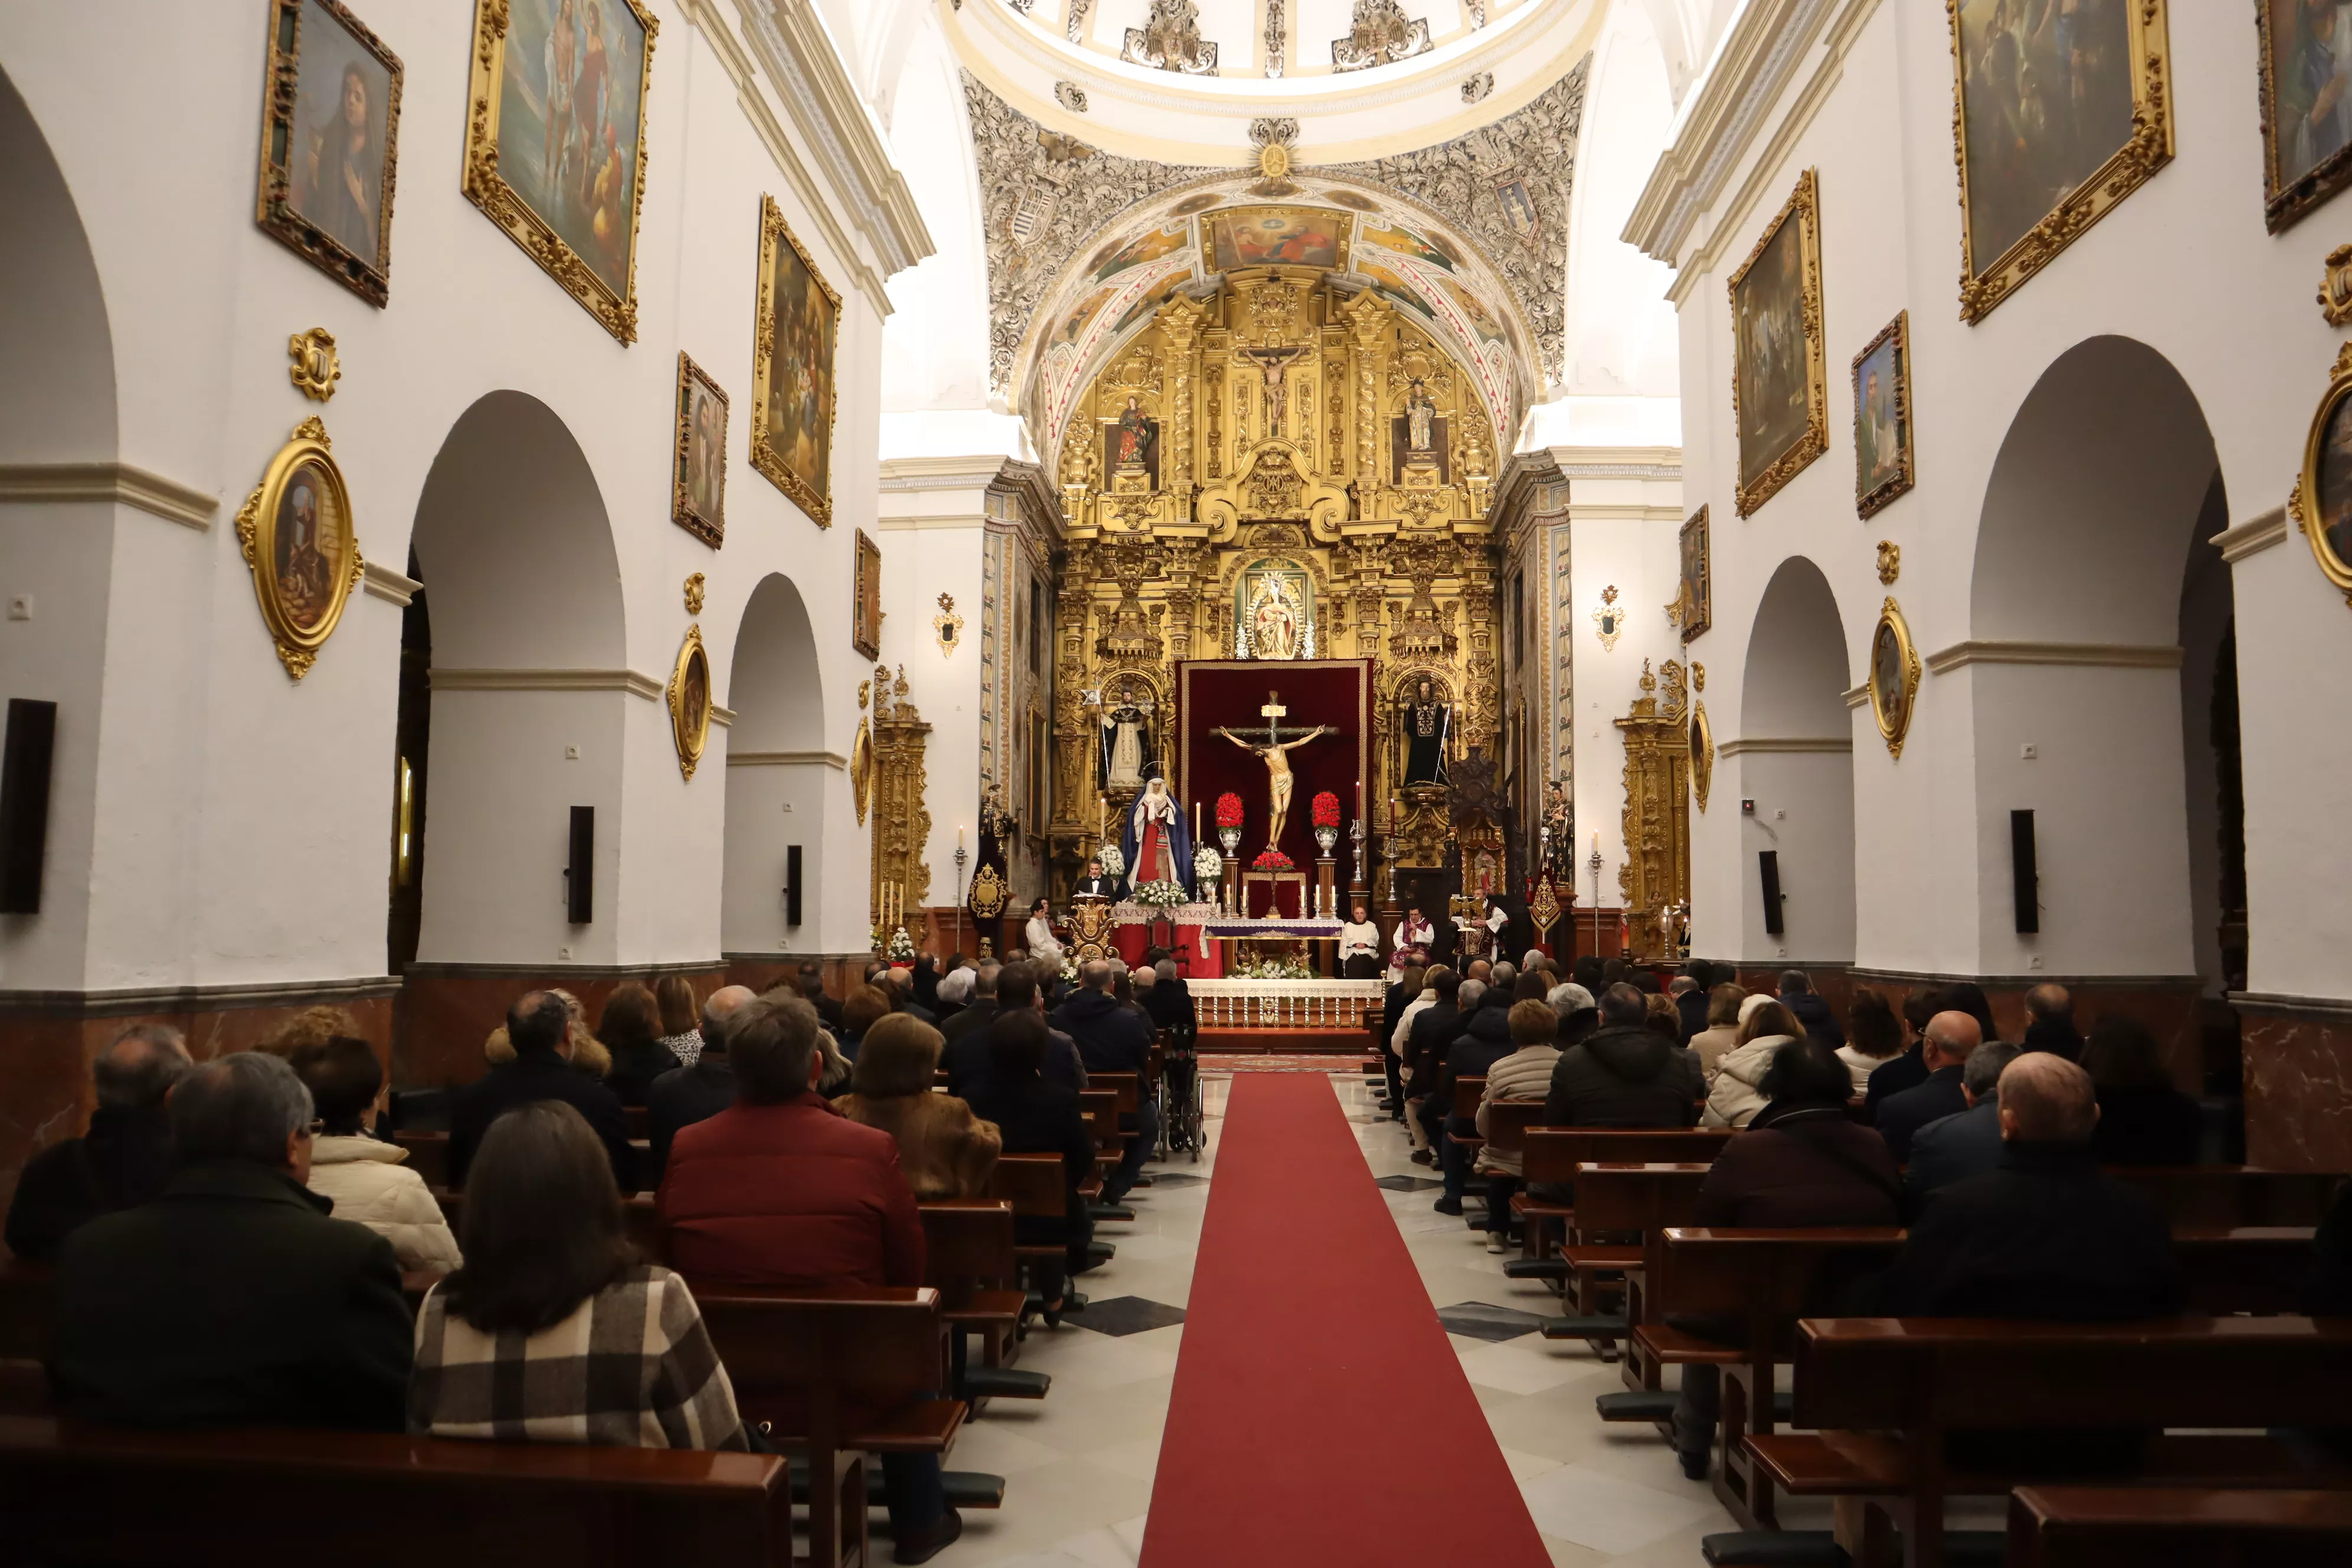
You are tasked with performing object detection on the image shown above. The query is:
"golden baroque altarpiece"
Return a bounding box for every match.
[1043,264,1503,878]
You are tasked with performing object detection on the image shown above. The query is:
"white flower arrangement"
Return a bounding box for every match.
[1059,956,1081,984]
[1132,878,1190,910]
[1236,955,1314,980]
[1192,844,1223,880]
[886,925,916,961]
[1093,844,1126,879]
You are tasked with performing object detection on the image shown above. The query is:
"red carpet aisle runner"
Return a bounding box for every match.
[1139,1073,1552,1567]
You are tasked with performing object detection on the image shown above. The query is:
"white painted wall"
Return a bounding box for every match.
[0,0,922,992]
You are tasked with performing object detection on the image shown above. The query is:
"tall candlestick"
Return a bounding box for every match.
[957,824,965,852]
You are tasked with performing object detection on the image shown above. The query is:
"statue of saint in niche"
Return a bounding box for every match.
[1098,692,1152,795]
[1400,678,1451,785]
[1248,575,1304,660]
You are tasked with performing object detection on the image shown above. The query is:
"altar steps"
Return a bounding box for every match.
[1196,1027,1371,1056]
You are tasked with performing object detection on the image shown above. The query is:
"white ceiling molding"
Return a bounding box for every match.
[1718,736,1851,756]
[729,749,851,769]
[361,560,420,606]
[0,462,218,532]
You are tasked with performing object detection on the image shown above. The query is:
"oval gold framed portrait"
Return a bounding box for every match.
[234,416,362,680]
[2294,341,2352,600]
[1868,596,1922,760]
[668,624,712,780]
[1688,700,1714,813]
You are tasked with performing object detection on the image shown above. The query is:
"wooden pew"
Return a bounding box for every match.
[0,1416,793,1567]
[433,1188,665,1261]
[2007,1485,2352,1566]
[1508,1128,1733,1272]
[1758,1316,2352,1568]
[988,1154,1080,1317]
[918,1200,1043,1404]
[691,1285,969,1568]
[623,1105,650,1141]
[395,1129,449,1188]
[1642,1226,2322,1534]
[1445,1076,1487,1162]
[2109,1167,2340,1229]
[1546,1162,1711,1358]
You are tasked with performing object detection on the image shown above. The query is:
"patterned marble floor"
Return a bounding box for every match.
[940,1073,1745,1568]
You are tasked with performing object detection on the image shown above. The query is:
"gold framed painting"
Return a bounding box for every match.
[668,623,711,780]
[852,528,884,660]
[460,0,656,343]
[256,0,402,305]
[2290,341,2352,602]
[1688,701,1714,812]
[1853,311,1916,519]
[234,416,364,680]
[672,352,727,547]
[2258,1,2352,233]
[1729,169,1827,518]
[1948,0,2172,322]
[1868,596,1922,760]
[1200,206,1355,273]
[751,195,841,526]
[1678,507,1711,643]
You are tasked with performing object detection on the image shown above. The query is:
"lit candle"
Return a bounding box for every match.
[958,824,965,852]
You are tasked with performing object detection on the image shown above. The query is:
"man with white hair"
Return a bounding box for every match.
[1881,1053,2181,1319]
[52,1050,413,1430]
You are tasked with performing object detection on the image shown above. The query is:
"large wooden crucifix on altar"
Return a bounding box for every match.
[1212,690,1333,852]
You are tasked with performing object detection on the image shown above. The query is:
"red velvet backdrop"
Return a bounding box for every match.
[1177,659,1371,878]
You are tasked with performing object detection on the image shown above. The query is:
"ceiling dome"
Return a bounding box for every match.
[949,0,1603,165]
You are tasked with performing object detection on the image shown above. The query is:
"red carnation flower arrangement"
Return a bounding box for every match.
[1214,792,1246,829]
[1310,791,1342,829]
[1252,848,1296,871]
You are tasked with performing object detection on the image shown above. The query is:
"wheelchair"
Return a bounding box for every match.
[1155,1020,1206,1161]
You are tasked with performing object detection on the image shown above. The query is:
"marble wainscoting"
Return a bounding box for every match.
[396,963,730,1089]
[2236,996,2352,1174]
[0,980,398,1219]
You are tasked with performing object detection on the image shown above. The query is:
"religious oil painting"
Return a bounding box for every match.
[1729,168,1826,516]
[852,529,883,661]
[668,624,711,781]
[462,0,654,342]
[1869,597,1921,760]
[2294,342,2352,596]
[671,352,727,548]
[256,0,403,305]
[1087,222,1190,283]
[1948,0,2171,320]
[1678,507,1711,645]
[1204,207,1352,273]
[751,196,841,526]
[1853,311,1916,519]
[236,417,362,681]
[2258,0,2352,231]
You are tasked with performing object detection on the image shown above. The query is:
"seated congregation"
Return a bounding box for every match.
[0,950,1196,1567]
[1376,953,2352,1563]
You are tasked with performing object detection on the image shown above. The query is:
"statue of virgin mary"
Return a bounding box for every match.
[1119,774,1193,891]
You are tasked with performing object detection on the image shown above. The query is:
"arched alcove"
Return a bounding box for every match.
[1736,556,1855,965]
[1965,335,2222,988]
[720,573,829,958]
[0,61,119,993]
[401,392,628,995]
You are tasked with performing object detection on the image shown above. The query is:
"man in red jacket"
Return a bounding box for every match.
[658,996,955,1563]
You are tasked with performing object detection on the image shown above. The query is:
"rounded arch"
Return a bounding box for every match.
[410,390,625,668]
[1736,554,1855,966]
[722,573,830,957]
[398,393,629,1002]
[1972,335,2219,645]
[1962,335,2224,994]
[0,61,115,464]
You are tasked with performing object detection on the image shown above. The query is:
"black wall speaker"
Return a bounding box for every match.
[0,699,57,914]
[1758,850,1784,937]
[785,844,803,927]
[566,806,594,924]
[2011,809,2039,935]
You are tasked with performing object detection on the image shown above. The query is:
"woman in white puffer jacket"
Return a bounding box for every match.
[292,1035,463,1274]
[1701,995,1805,1130]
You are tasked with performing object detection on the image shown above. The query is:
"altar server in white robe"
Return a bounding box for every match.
[1340,903,1382,979]
[1025,897,1064,971]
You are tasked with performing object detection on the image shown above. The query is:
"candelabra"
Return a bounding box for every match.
[1349,816,1367,893]
[1587,834,1603,961]
[953,842,968,961]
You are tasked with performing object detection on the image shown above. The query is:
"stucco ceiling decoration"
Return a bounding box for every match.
[1332,0,1433,73]
[965,59,1586,407]
[1122,0,1219,73]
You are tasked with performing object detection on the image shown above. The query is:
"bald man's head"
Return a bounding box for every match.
[1922,1010,1982,1070]
[701,984,757,1053]
[1998,1051,2098,1142]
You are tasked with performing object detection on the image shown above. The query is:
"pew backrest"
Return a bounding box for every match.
[1483,1100,1545,1158]
[1569,1163,1713,1236]
[918,1201,1017,1307]
[1523,1128,1734,1185]
[988,1153,1069,1220]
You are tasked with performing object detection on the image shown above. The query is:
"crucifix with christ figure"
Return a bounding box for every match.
[1212,690,1333,852]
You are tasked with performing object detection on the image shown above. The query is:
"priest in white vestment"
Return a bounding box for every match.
[1340,903,1381,979]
